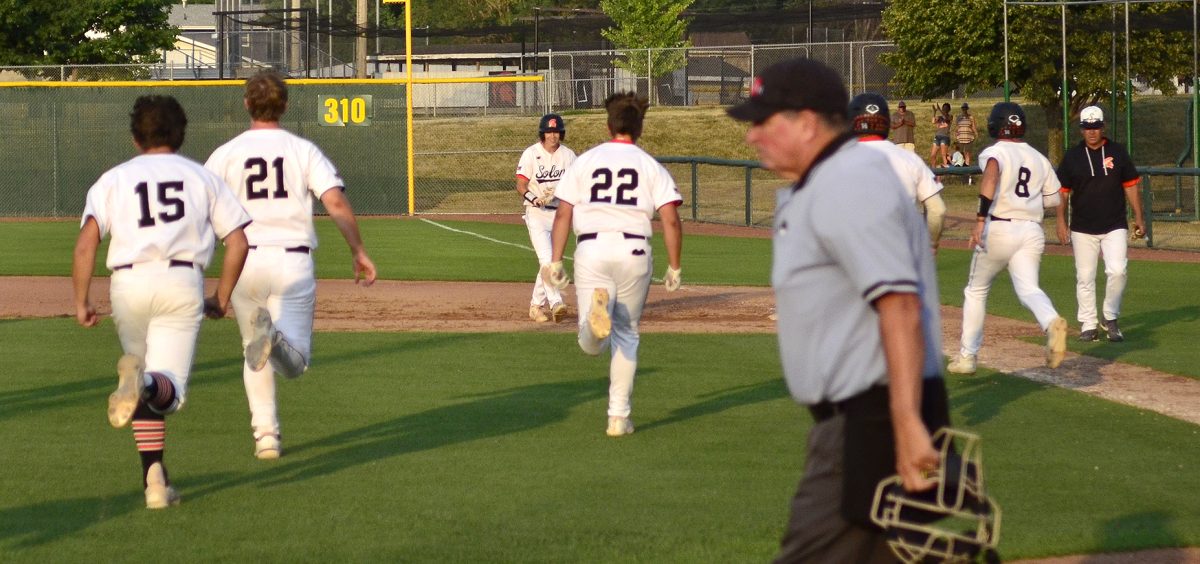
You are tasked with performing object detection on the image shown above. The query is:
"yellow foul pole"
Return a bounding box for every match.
[384,0,414,215]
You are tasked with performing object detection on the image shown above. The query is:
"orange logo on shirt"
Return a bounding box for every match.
[1104,156,1115,169]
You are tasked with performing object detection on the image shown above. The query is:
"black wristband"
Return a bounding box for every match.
[523,191,537,205]
[977,194,993,217]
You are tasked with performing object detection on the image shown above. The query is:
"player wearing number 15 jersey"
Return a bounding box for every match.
[948,102,1068,375]
[74,95,251,509]
[546,92,683,437]
[205,70,377,460]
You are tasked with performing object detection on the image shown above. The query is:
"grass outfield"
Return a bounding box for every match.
[1,320,1198,561]
[5,217,1198,379]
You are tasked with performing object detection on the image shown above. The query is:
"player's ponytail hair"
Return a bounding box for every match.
[130,95,187,152]
[605,92,649,142]
[245,70,288,122]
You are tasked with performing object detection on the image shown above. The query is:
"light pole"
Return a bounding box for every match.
[534,7,541,72]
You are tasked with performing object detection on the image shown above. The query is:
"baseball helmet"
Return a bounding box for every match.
[539,113,565,134]
[987,102,1026,139]
[871,428,1001,564]
[848,92,890,138]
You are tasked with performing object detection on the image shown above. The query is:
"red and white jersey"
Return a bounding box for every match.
[205,128,343,248]
[859,138,943,204]
[516,141,576,208]
[82,153,250,270]
[979,141,1061,221]
[554,140,682,237]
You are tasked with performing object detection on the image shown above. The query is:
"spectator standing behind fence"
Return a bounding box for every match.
[930,102,952,169]
[1053,105,1145,343]
[955,103,978,167]
[891,100,917,152]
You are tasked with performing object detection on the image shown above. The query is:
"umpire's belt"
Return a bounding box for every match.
[249,245,311,254]
[807,384,890,423]
[577,232,646,243]
[113,259,195,271]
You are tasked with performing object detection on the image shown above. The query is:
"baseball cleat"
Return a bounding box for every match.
[245,307,276,371]
[254,434,282,460]
[108,354,145,428]
[1046,316,1068,368]
[588,289,611,340]
[1078,329,1099,342]
[529,304,549,323]
[946,353,977,375]
[1103,318,1124,342]
[144,462,180,510]
[550,302,567,323]
[606,416,634,437]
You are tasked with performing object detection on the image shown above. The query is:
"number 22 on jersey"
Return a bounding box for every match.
[245,157,288,200]
[589,167,639,205]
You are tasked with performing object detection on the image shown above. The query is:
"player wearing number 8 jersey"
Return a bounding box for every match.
[948,102,1068,375]
[205,70,377,460]
[73,95,251,509]
[546,92,683,437]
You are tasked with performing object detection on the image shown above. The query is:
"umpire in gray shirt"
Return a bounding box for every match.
[729,58,951,562]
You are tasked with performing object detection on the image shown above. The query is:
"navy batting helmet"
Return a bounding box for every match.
[539,113,565,133]
[987,102,1026,139]
[848,92,890,138]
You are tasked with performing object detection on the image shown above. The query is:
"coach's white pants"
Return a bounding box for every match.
[1071,229,1128,331]
[110,261,204,413]
[524,207,564,308]
[572,232,653,418]
[231,247,316,438]
[960,220,1061,356]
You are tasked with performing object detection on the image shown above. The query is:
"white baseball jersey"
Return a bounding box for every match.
[205,128,343,248]
[554,141,682,236]
[516,142,576,208]
[860,139,943,204]
[979,141,1060,221]
[82,153,250,270]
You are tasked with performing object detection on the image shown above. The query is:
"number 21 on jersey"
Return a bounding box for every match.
[245,157,288,200]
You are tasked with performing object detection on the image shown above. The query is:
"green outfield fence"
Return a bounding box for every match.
[0,81,408,216]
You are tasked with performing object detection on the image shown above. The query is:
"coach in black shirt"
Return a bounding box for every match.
[1054,105,1145,342]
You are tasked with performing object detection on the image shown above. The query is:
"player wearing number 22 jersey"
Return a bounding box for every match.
[948,101,1068,375]
[548,92,683,437]
[205,70,377,460]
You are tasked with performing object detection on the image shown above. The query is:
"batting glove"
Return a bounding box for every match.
[664,266,682,292]
[544,261,569,290]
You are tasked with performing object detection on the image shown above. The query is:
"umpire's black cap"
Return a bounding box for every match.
[727,58,848,123]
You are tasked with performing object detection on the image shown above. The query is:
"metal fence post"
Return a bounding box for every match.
[1143,177,1154,248]
[690,161,698,221]
[744,166,753,226]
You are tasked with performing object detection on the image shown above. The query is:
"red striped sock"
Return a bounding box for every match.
[145,372,176,413]
[132,403,167,487]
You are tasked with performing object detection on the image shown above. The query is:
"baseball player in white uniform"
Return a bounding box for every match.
[848,93,947,253]
[544,92,683,437]
[948,102,1068,374]
[205,70,377,460]
[73,95,251,509]
[515,113,576,322]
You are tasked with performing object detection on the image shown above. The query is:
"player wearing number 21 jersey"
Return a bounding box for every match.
[948,101,1068,375]
[74,95,251,509]
[205,70,377,461]
[546,92,683,438]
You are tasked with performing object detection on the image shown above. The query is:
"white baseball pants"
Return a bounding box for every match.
[959,219,1061,356]
[109,260,204,413]
[523,207,564,308]
[1071,229,1128,331]
[231,247,316,438]
[572,232,653,418]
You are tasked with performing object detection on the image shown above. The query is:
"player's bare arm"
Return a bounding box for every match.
[1055,190,1072,245]
[658,202,683,291]
[875,291,938,492]
[72,217,102,327]
[544,202,573,288]
[1125,182,1147,238]
[321,188,376,286]
[206,227,250,318]
[971,159,1001,250]
[515,175,540,208]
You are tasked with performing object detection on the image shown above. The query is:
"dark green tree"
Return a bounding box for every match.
[882,0,1192,161]
[0,0,176,67]
[600,0,693,84]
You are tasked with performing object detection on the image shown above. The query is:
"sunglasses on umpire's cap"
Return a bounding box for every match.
[727,58,849,124]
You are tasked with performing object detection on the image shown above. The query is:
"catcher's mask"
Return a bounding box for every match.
[539,113,566,141]
[871,428,1001,564]
[848,92,890,138]
[987,102,1026,140]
